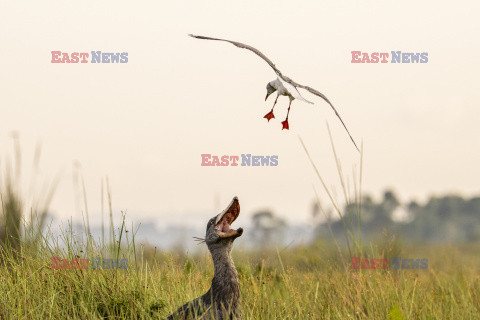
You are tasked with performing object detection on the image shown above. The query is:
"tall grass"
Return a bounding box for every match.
[1,233,479,319]
[0,137,479,319]
[0,137,57,261]
[299,124,365,262]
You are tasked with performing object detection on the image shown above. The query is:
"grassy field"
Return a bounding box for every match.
[1,141,479,319]
[0,235,479,319]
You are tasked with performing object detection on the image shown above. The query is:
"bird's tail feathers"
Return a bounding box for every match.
[290,85,314,104]
[297,95,314,104]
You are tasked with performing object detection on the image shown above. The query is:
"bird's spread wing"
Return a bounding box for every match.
[189,34,283,77]
[282,76,359,152]
[189,34,359,152]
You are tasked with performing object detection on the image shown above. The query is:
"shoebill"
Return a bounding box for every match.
[166,197,243,320]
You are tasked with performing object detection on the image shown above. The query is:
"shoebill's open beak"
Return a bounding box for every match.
[215,197,243,238]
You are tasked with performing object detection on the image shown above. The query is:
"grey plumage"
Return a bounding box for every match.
[166,197,243,320]
[189,34,359,152]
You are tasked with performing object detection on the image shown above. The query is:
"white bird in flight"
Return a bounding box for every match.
[189,34,359,152]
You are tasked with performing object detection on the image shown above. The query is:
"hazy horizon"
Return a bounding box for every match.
[1,0,479,229]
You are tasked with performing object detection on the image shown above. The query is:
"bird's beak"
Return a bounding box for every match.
[215,197,239,225]
[214,197,242,239]
[265,93,271,101]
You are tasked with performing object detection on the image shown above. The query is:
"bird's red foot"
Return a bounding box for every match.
[281,120,289,130]
[263,111,275,122]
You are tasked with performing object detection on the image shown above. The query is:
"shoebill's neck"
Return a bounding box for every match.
[209,242,240,305]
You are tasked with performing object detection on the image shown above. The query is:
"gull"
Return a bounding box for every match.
[189,34,359,152]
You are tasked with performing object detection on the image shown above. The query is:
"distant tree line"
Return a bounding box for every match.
[315,190,480,243]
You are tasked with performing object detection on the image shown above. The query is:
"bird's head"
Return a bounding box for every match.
[204,197,243,248]
[265,81,277,101]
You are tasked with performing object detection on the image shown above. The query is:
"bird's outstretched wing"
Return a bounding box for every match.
[189,33,359,152]
[283,76,359,152]
[189,34,283,77]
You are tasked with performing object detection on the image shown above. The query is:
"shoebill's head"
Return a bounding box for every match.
[204,197,243,249]
[265,80,278,101]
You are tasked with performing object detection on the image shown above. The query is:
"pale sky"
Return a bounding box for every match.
[1,0,479,229]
